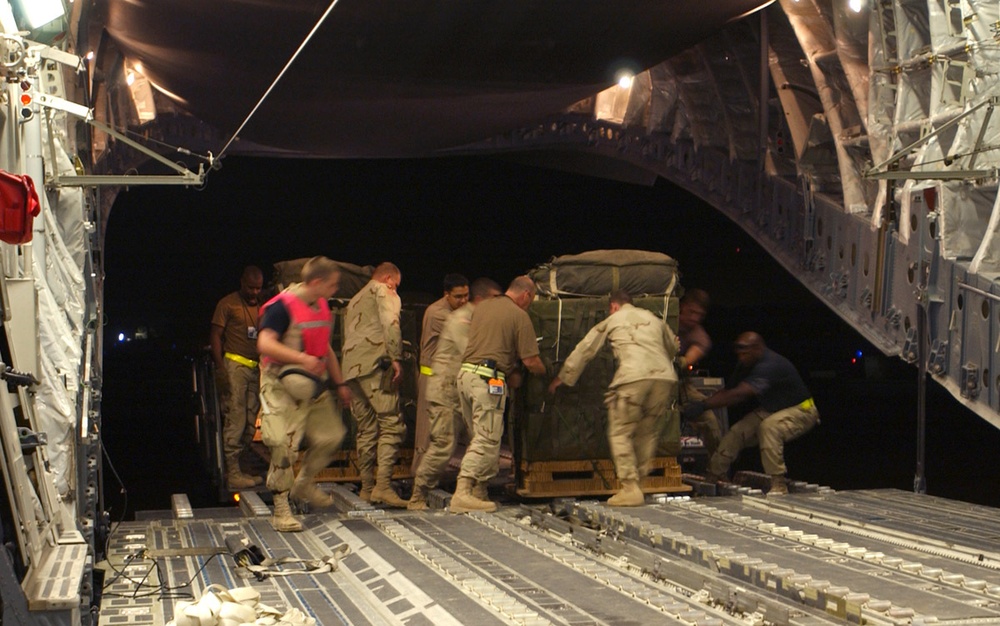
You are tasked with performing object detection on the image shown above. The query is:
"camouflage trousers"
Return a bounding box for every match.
[681,381,721,457]
[413,375,464,490]
[707,403,819,476]
[605,379,674,482]
[221,359,260,470]
[349,372,405,487]
[411,372,432,473]
[456,370,504,483]
[259,369,345,493]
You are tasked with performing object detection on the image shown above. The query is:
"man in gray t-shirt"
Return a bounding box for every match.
[681,332,819,495]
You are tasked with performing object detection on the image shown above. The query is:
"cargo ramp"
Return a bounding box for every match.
[97,486,1000,626]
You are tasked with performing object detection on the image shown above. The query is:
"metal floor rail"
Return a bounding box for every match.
[96,486,1000,625]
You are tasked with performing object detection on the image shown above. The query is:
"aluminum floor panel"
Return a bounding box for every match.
[97,488,1000,626]
[703,493,1000,576]
[572,494,1000,623]
[383,512,736,625]
[763,489,1000,556]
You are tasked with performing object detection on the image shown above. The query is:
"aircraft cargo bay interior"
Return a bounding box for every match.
[3,0,1000,624]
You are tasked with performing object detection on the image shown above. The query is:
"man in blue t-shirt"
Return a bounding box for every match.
[681,332,819,495]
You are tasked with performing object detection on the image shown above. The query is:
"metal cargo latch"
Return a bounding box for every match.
[929,339,948,375]
[902,327,918,363]
[960,362,979,399]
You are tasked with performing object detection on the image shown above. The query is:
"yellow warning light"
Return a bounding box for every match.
[233,493,241,503]
[19,93,31,106]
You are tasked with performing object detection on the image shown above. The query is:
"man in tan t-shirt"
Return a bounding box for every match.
[450,276,546,513]
[412,273,469,473]
[210,265,264,490]
[409,277,501,510]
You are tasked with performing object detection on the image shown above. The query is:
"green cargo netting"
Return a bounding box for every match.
[514,295,681,462]
[529,250,678,297]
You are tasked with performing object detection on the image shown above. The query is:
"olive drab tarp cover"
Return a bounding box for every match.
[516,250,682,463]
[528,249,678,297]
[271,258,374,299]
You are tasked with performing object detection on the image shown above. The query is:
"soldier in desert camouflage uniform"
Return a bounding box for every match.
[549,289,679,507]
[341,262,408,507]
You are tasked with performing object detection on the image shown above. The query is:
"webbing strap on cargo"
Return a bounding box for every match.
[555,298,563,362]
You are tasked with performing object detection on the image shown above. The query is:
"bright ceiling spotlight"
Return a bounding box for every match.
[15,0,65,29]
[849,0,863,13]
[617,73,634,89]
[126,71,135,86]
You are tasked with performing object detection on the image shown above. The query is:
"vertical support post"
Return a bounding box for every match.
[23,83,45,277]
[914,264,928,494]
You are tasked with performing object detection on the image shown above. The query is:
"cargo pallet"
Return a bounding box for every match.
[311,448,415,482]
[517,456,690,497]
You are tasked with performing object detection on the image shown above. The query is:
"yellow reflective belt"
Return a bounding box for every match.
[460,362,505,381]
[225,352,259,368]
[798,397,815,410]
[420,365,434,376]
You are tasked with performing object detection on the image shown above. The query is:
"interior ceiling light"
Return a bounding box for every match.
[18,0,65,29]
[617,73,634,89]
[849,0,863,12]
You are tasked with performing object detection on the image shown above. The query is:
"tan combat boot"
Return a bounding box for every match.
[226,456,262,490]
[227,470,258,490]
[358,465,376,502]
[769,474,789,496]
[290,478,334,509]
[407,484,429,511]
[271,492,303,532]
[607,480,645,507]
[450,477,498,514]
[371,482,408,508]
[472,480,489,501]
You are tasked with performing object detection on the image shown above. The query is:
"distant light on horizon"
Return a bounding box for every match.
[118,332,125,342]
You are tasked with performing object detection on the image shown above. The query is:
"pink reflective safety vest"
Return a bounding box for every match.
[259,290,331,368]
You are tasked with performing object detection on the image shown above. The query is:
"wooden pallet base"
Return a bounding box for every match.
[517,457,690,497]
[309,448,414,482]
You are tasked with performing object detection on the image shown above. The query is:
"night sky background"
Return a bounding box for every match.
[99,155,1000,518]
